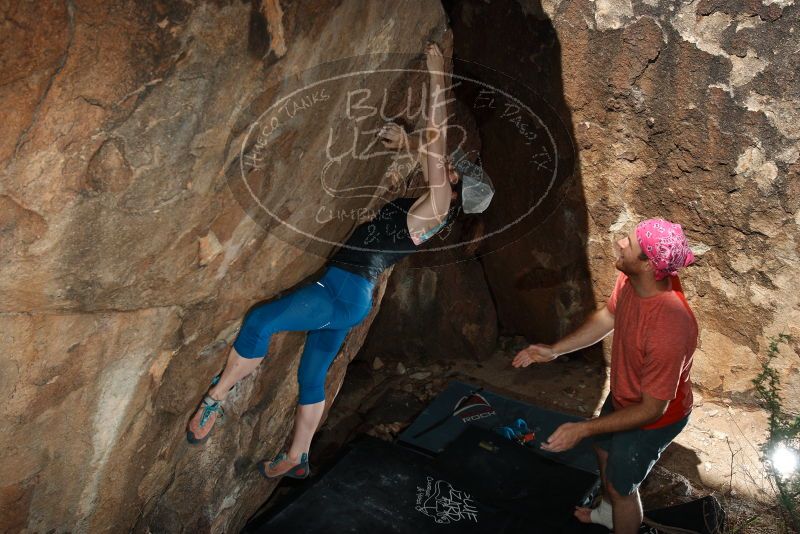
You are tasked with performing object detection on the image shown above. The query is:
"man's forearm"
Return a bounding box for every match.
[541,396,666,452]
[552,307,615,357]
[582,401,663,437]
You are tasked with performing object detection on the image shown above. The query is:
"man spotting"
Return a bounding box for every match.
[512,219,697,534]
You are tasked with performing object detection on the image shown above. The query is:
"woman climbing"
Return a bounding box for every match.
[186,43,476,479]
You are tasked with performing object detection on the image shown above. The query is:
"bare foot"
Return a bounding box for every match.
[574,506,592,523]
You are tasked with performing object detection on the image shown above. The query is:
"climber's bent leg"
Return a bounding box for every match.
[287,401,326,463]
[208,282,336,398]
[297,327,351,405]
[208,345,261,401]
[232,281,337,359]
[288,328,350,457]
[260,327,349,476]
[188,280,336,445]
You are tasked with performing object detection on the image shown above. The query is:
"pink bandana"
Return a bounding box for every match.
[635,219,695,280]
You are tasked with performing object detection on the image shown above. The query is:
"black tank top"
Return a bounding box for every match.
[328,197,421,282]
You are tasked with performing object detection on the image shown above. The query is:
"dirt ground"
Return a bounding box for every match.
[259,336,791,532]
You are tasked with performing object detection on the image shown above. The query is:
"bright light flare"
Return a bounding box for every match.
[771,443,798,477]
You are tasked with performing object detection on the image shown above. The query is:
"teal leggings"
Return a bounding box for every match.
[233,266,375,404]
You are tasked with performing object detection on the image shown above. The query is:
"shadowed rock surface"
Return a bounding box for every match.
[528,0,800,410]
[368,0,800,409]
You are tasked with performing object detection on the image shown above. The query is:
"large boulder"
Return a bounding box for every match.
[0,1,447,532]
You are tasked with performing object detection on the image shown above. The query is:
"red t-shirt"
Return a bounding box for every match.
[606,272,697,429]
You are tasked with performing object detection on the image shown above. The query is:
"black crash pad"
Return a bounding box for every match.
[399,381,599,474]
[434,426,607,533]
[250,381,723,534]
[252,428,608,534]
[254,438,513,533]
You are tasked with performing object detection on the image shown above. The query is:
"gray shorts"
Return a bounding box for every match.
[593,396,689,496]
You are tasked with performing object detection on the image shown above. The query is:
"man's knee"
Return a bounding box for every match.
[593,444,610,476]
[593,444,609,460]
[605,479,637,503]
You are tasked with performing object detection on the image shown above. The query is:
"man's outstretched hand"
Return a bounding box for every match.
[512,343,557,367]
[541,421,588,453]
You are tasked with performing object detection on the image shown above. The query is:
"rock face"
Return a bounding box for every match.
[3,0,799,531]
[0,1,447,532]
[443,0,800,409]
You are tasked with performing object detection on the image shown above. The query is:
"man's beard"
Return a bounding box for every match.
[615,256,632,274]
